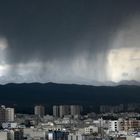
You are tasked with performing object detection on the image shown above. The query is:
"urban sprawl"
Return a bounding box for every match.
[0,104,140,140]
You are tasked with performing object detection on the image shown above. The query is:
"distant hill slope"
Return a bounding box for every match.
[0,83,139,107]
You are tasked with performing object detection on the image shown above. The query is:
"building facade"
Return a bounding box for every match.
[34,105,45,117]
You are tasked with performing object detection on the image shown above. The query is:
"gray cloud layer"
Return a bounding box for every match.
[0,0,140,84]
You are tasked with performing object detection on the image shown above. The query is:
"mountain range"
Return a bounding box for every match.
[0,82,139,113]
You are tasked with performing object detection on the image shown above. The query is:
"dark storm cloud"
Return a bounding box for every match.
[0,0,131,62]
[0,0,140,84]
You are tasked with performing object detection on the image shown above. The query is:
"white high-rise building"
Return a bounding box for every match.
[59,105,70,118]
[0,106,15,123]
[0,106,6,123]
[70,105,81,116]
[5,108,15,122]
[34,105,45,117]
[68,134,84,140]
[53,106,59,117]
[0,131,8,140]
[108,120,121,132]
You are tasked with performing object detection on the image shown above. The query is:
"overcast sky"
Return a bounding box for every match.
[0,0,140,85]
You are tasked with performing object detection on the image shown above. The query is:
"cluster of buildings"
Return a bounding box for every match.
[0,105,14,123]
[100,104,140,113]
[34,105,82,118]
[100,104,124,113]
[0,105,139,140]
[53,105,82,118]
[108,118,140,132]
[0,105,23,140]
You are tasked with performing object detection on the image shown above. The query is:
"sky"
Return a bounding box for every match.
[0,0,140,85]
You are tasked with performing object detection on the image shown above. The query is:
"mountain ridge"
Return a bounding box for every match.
[0,80,140,87]
[0,82,139,113]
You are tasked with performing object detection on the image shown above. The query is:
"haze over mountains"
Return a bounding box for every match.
[0,75,140,86]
